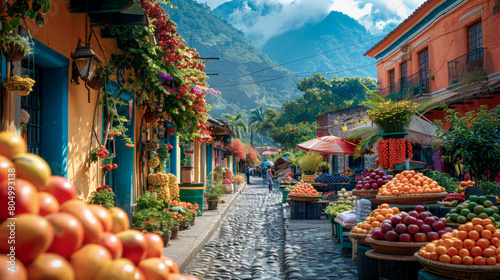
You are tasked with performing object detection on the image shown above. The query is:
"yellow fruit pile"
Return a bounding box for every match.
[147,173,180,203]
[167,174,179,201]
[351,204,400,234]
[418,218,500,265]
[301,174,317,182]
[379,170,446,196]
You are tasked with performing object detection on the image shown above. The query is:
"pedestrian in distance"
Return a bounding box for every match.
[245,165,251,184]
[258,166,262,177]
[266,167,273,192]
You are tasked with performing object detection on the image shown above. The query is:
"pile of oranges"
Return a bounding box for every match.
[418,218,500,265]
[289,183,320,197]
[378,170,446,196]
[351,204,400,234]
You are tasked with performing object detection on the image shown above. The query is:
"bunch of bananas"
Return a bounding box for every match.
[167,174,180,201]
[148,157,160,168]
[148,173,170,202]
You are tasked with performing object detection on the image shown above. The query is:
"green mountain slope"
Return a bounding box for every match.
[164,0,302,117]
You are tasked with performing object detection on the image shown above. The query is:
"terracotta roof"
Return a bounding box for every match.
[364,0,437,57]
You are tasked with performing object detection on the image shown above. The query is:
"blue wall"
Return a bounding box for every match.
[169,134,178,177]
[207,143,213,174]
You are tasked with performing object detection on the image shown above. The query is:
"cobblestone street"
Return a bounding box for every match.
[185,178,357,280]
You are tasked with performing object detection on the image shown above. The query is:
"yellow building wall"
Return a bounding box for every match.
[194,143,201,182]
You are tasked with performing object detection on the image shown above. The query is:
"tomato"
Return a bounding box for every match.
[109,207,130,233]
[11,153,51,189]
[94,258,145,280]
[117,230,148,265]
[160,256,180,274]
[98,232,123,259]
[144,233,164,258]
[27,253,75,280]
[70,244,112,280]
[0,179,39,223]
[138,258,169,280]
[40,176,77,204]
[0,131,26,159]
[60,199,103,244]
[0,214,54,264]
[0,255,27,280]
[38,192,60,216]
[88,205,113,232]
[0,155,14,183]
[45,212,84,258]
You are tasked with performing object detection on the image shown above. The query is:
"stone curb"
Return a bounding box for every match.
[163,183,245,272]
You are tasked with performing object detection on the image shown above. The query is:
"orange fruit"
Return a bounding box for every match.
[482,219,493,226]
[468,230,480,241]
[452,239,463,250]
[371,221,380,228]
[496,255,500,263]
[477,238,490,250]
[463,239,476,250]
[486,256,497,265]
[422,252,431,259]
[459,248,470,258]
[401,178,408,184]
[483,248,495,258]
[380,203,390,209]
[392,190,400,195]
[464,223,474,232]
[474,224,484,233]
[401,171,409,176]
[429,252,439,261]
[474,256,486,265]
[481,230,492,240]
[471,246,483,257]
[435,246,448,256]
[490,237,500,247]
[416,189,423,194]
[425,244,436,252]
[376,215,385,222]
[443,239,454,249]
[463,256,474,265]
[438,254,451,263]
[391,207,399,214]
[409,170,416,175]
[385,214,393,219]
[380,209,388,216]
[472,218,483,226]
[451,255,462,264]
[457,225,466,231]
[442,233,453,240]
[447,247,458,257]
[485,224,496,232]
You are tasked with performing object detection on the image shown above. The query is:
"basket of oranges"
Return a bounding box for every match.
[288,182,321,201]
[415,218,500,280]
[376,171,448,204]
[350,204,400,246]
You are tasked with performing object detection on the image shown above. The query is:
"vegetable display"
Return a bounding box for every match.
[377,138,413,169]
[326,203,354,217]
[444,195,500,226]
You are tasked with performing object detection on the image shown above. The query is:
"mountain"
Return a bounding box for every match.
[164,0,302,118]
[213,1,377,77]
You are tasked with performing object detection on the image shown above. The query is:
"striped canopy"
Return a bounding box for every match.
[297,135,357,155]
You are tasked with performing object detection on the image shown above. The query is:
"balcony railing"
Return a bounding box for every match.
[377,70,430,101]
[448,48,487,86]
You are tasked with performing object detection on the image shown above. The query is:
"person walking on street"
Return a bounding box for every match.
[245,165,251,184]
[266,167,273,192]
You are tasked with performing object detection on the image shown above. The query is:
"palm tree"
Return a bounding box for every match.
[248,106,264,150]
[222,113,247,139]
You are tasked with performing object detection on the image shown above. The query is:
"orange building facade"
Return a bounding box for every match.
[365,0,500,126]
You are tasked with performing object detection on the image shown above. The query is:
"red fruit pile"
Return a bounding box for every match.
[370,205,453,242]
[443,193,466,203]
[355,169,392,190]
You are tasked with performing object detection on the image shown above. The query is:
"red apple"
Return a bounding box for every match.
[421,224,432,234]
[395,224,407,234]
[371,183,379,189]
[408,211,419,219]
[355,185,362,190]
[376,178,384,186]
[381,222,393,233]
[424,217,436,226]
[418,212,429,220]
[415,205,425,213]
[385,231,399,241]
[45,212,84,258]
[426,232,440,242]
[416,219,424,227]
[369,172,377,179]
[143,233,164,259]
[403,216,417,226]
[390,215,402,226]
[439,218,447,224]
[40,176,77,204]
[444,227,453,233]
[386,175,394,180]
[116,230,148,265]
[399,212,408,220]
[374,175,381,180]
[99,232,123,259]
[138,258,170,280]
[399,233,412,242]
[372,229,384,240]
[432,221,445,232]
[437,230,447,237]
[363,183,371,190]
[413,232,427,242]
[407,224,420,235]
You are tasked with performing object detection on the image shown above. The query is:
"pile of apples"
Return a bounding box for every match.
[355,169,392,190]
[0,131,197,280]
[370,205,453,243]
[351,204,400,234]
[418,218,500,265]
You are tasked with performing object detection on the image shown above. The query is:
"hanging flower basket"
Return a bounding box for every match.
[167,126,176,136]
[184,148,194,154]
[87,74,105,90]
[144,107,156,123]
[3,75,36,96]
[2,41,30,61]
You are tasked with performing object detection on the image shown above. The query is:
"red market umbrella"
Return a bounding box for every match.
[297,135,357,155]
[297,136,357,171]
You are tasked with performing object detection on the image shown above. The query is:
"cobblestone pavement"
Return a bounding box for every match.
[185,178,357,280]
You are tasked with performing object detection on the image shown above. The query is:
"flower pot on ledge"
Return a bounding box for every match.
[171,226,180,239]
[207,199,218,210]
[161,232,171,247]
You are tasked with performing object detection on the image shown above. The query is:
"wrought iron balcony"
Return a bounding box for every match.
[448,48,487,86]
[377,70,430,101]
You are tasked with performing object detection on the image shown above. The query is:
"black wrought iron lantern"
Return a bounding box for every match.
[71,45,103,82]
[157,120,166,139]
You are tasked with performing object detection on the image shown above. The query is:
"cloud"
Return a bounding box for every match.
[195,0,426,45]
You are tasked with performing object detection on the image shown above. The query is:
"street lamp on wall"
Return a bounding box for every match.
[157,120,166,139]
[71,45,103,82]
[214,138,221,147]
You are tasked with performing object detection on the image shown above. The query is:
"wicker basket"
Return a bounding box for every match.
[446,222,461,229]
[376,192,448,205]
[365,237,427,255]
[352,189,379,198]
[288,195,321,202]
[415,253,500,280]
[349,232,369,245]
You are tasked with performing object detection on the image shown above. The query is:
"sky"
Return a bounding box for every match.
[196,0,427,47]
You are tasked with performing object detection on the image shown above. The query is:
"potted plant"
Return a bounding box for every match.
[0,33,32,61]
[87,66,106,90]
[88,185,115,209]
[298,152,329,175]
[143,217,171,247]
